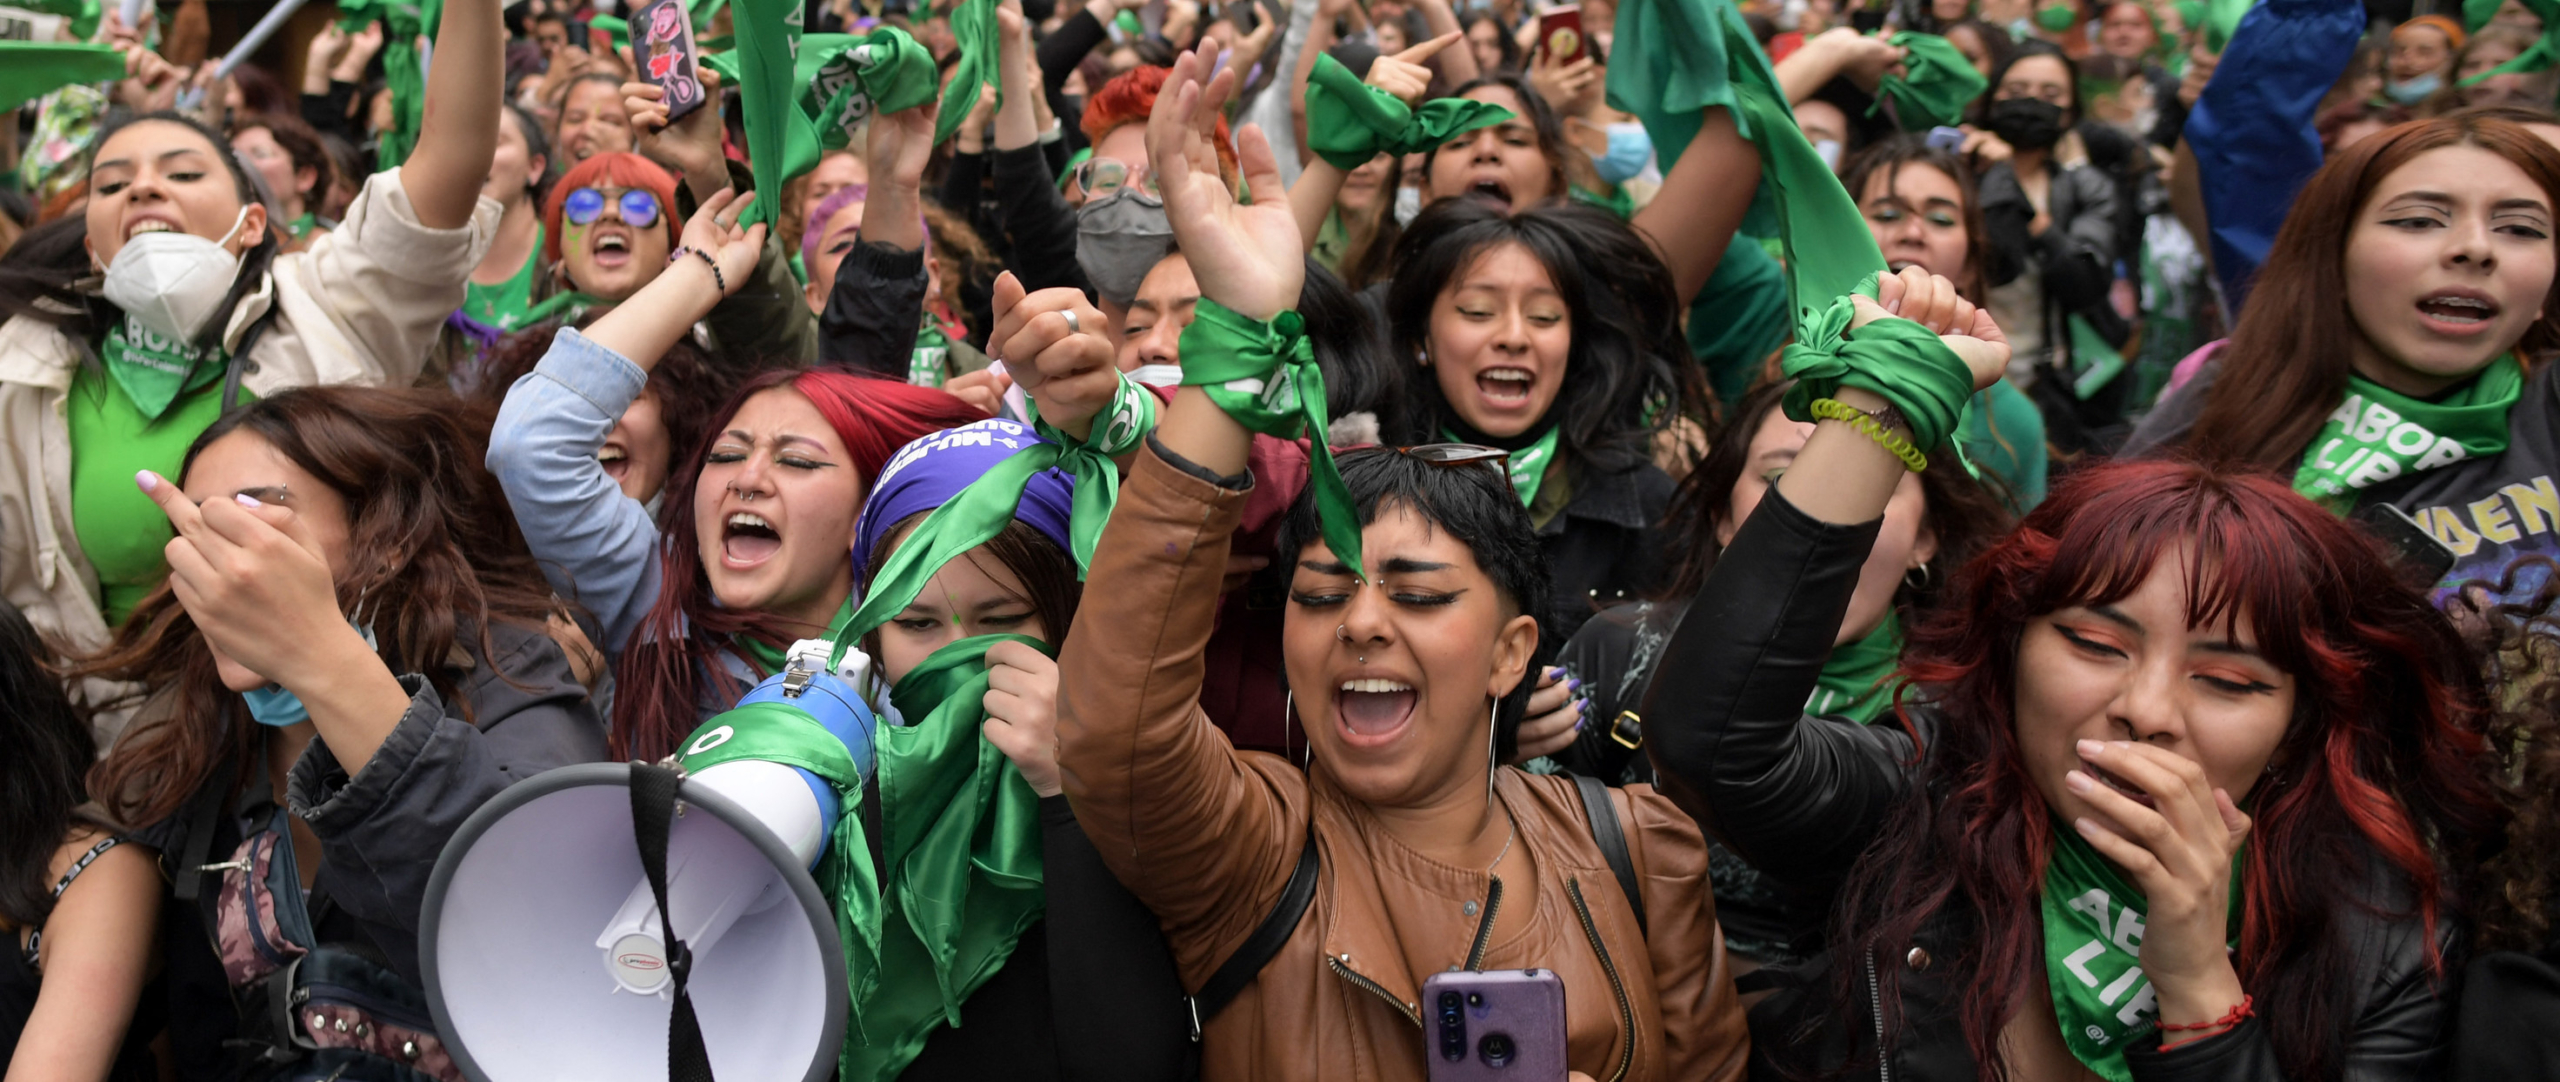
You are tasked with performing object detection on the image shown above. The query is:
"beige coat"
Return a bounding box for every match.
[0,169,498,690]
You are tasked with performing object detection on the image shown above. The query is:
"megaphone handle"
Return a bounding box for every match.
[629,763,720,1082]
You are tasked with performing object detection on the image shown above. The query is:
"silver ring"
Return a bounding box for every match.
[1336,624,1353,643]
[1060,309,1081,334]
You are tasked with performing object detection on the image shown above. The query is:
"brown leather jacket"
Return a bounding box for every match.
[1057,445,1749,1082]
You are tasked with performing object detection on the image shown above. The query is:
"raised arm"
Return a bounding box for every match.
[403,0,504,229]
[1629,107,1762,304]
[580,189,766,366]
[2182,0,2362,309]
[1285,32,1451,251]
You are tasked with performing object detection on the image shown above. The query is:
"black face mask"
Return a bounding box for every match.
[1986,97,2068,151]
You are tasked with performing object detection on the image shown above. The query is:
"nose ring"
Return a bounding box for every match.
[1338,624,1366,664]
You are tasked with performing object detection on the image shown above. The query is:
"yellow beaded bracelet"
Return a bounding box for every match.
[1809,397,1928,473]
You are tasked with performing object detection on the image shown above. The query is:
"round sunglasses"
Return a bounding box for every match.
[562,186,664,229]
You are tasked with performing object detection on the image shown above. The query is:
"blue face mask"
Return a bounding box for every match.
[1594,122,1655,185]
[240,621,377,727]
[2386,73,2441,103]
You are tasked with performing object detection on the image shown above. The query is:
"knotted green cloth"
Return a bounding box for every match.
[1179,298,1368,579]
[826,378,1155,671]
[809,26,938,150]
[2463,0,2560,83]
[1303,53,1515,171]
[677,634,1050,1082]
[0,42,124,116]
[2041,822,2243,1082]
[334,0,439,169]
[933,0,1002,145]
[1869,32,1987,132]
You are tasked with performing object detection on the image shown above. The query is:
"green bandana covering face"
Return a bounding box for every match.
[1806,609,1902,723]
[826,379,1155,669]
[2291,357,2521,512]
[0,42,126,116]
[2041,823,2243,1082]
[1440,424,1561,508]
[1869,33,1989,132]
[1179,298,1369,579]
[677,633,1050,1082]
[1303,53,1516,172]
[810,26,939,149]
[102,319,223,422]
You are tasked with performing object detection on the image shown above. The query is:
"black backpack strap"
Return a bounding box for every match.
[1186,826,1319,1041]
[172,754,243,905]
[1573,772,1647,939]
[630,763,717,1082]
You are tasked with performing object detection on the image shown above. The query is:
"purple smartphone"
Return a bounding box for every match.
[1423,968,1569,1082]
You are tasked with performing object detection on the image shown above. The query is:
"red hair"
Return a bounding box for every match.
[612,367,987,762]
[1817,459,2502,1081]
[542,151,681,265]
[1080,66,1239,185]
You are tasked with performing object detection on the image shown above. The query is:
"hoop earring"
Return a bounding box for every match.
[1903,562,1935,592]
[1286,690,1309,769]
[1485,697,1499,808]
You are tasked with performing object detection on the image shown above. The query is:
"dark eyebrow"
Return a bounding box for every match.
[2494,197,2552,216]
[1381,558,1455,574]
[1300,559,1353,575]
[2381,191,2457,208]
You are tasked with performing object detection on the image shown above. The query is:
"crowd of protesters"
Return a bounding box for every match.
[12,0,2560,1078]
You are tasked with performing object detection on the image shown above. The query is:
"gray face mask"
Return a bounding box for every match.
[1076,188,1175,308]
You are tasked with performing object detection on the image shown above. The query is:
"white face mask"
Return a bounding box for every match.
[101,206,251,345]
[1813,139,1845,171]
[1127,363,1185,389]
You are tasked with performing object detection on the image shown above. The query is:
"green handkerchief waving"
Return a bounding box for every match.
[1303,53,1515,171]
[1870,32,1988,131]
[809,26,939,149]
[0,42,125,116]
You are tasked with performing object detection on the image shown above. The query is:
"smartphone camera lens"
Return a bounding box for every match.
[1437,992,1466,1061]
[1479,1032,1516,1068]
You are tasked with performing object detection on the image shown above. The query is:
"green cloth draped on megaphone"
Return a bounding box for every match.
[1869,32,1987,131]
[1303,52,1515,171]
[676,635,1051,1082]
[0,41,125,115]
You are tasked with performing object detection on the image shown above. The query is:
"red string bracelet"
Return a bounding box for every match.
[2155,995,2254,1052]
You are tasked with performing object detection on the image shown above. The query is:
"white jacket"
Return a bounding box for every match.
[0,168,499,667]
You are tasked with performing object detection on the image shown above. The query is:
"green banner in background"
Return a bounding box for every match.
[0,41,125,115]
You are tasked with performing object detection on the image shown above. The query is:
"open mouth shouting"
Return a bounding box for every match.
[598,442,630,485]
[588,225,634,269]
[1336,676,1418,747]
[1475,366,1536,409]
[1463,176,1515,210]
[722,511,783,570]
[2415,287,2500,336]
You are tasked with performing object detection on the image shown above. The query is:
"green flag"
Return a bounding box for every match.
[932,0,1001,144]
[1870,32,1987,132]
[0,42,124,116]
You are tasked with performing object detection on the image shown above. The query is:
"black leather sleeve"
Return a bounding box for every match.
[1636,487,1921,902]
[817,239,929,377]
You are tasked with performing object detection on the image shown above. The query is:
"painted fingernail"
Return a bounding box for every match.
[1886,298,1903,315]
[235,493,261,508]
[1568,677,1583,691]
[1547,666,1565,680]
[135,470,157,492]
[2064,769,2093,794]
[2077,738,2105,759]
[2074,817,2099,837]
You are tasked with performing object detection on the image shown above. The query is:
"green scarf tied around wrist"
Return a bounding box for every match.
[1303,53,1516,172]
[1608,0,1976,454]
[825,375,1156,672]
[0,42,124,116]
[1179,297,1368,579]
[677,633,1051,1082]
[1868,32,1987,132]
[2041,820,2245,1082]
[809,26,939,150]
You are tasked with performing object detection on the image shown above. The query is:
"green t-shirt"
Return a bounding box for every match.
[67,360,245,626]
[461,222,546,331]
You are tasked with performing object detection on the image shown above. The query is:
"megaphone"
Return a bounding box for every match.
[420,642,879,1082]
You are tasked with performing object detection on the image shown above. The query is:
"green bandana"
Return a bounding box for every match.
[716,0,824,224]
[0,42,125,116]
[1806,609,1902,724]
[334,0,438,168]
[733,594,858,677]
[678,633,1050,1082]
[20,0,100,43]
[287,212,319,240]
[1303,53,1516,172]
[1179,298,1367,579]
[1869,33,1987,132]
[517,289,606,328]
[101,320,223,422]
[932,0,1002,145]
[825,375,1155,669]
[809,27,939,150]
[1441,424,1561,508]
[2292,357,2521,512]
[2041,823,2242,1082]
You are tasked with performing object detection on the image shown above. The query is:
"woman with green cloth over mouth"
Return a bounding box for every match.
[0,0,508,674]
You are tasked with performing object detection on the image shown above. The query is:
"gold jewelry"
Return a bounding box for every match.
[1809,397,1928,472]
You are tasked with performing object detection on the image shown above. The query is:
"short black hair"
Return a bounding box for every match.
[1275,446,1553,761]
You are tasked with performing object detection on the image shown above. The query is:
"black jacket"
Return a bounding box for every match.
[1638,488,2459,1081]
[821,238,934,379]
[1537,458,1676,644]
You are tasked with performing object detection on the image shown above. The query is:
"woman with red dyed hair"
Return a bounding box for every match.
[1643,269,2502,1079]
[489,186,984,762]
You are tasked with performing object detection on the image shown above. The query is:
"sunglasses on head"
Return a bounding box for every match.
[563,186,663,228]
[1392,443,1514,492]
[1074,157,1160,199]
